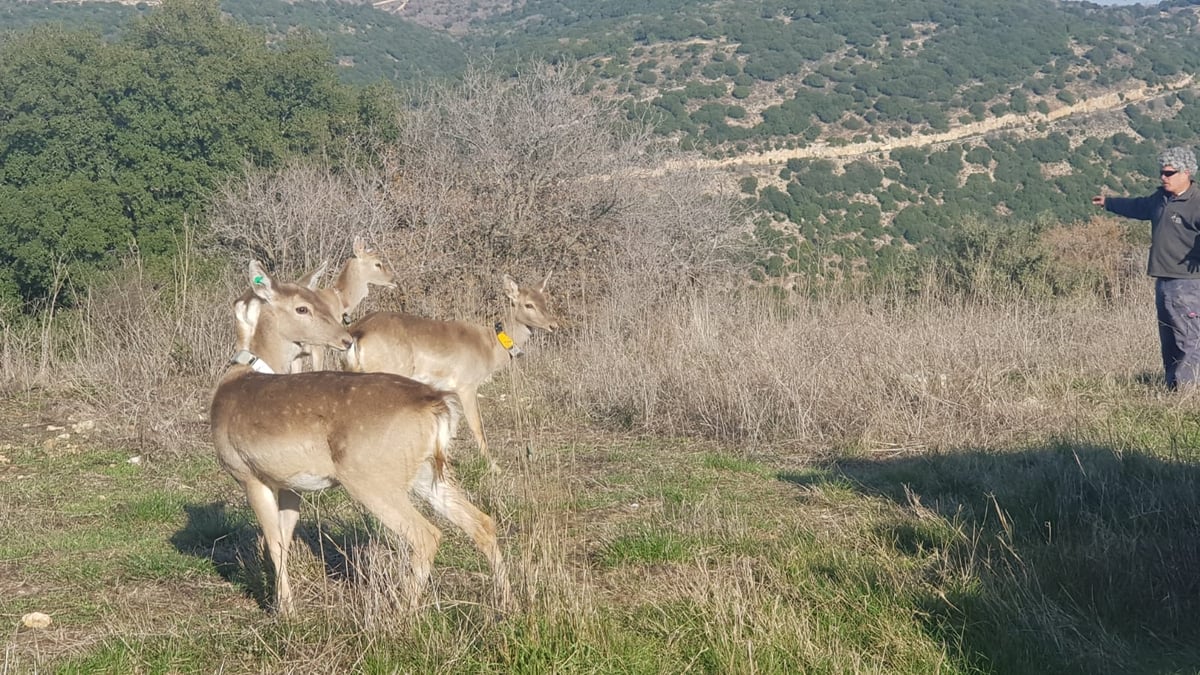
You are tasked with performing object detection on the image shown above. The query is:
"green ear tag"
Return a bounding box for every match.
[253,275,264,285]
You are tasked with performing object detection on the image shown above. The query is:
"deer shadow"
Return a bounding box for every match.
[781,443,1200,675]
[170,502,386,611]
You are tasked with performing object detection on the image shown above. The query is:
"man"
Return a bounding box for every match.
[1093,146,1200,389]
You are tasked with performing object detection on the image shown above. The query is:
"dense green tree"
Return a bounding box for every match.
[842,160,883,192]
[759,185,794,215]
[0,0,388,307]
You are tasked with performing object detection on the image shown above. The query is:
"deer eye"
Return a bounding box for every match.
[296,306,310,315]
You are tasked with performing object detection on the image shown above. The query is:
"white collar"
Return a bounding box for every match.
[229,350,275,374]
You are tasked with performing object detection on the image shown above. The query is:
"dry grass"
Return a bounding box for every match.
[519,280,1161,455]
[2,265,1200,672]
[0,254,241,456]
[0,247,1168,483]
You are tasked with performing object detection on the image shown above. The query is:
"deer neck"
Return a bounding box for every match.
[333,265,368,315]
[243,318,306,374]
[494,311,534,360]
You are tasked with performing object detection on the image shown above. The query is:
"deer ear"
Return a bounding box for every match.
[353,235,367,257]
[248,260,276,302]
[233,293,261,342]
[540,271,553,293]
[503,274,520,301]
[297,260,329,290]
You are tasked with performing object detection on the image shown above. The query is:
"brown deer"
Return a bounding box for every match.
[344,273,558,468]
[210,261,510,615]
[298,235,396,370]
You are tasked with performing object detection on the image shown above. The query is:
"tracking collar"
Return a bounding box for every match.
[495,322,521,357]
[229,350,276,374]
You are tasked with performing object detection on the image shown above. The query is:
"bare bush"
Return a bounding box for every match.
[382,63,649,287]
[207,158,398,281]
[208,62,749,320]
[608,165,752,302]
[1039,216,1144,299]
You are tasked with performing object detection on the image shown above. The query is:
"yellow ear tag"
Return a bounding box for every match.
[497,331,515,350]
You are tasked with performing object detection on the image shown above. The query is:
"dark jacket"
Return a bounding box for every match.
[1105,183,1200,278]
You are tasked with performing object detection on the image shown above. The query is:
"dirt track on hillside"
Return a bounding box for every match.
[660,75,1195,173]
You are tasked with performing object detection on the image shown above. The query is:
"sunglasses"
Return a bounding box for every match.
[1162,169,1181,177]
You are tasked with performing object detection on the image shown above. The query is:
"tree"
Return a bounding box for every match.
[0,0,384,308]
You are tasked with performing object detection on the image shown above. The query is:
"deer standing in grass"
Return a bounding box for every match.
[299,235,396,370]
[345,274,558,467]
[210,261,510,615]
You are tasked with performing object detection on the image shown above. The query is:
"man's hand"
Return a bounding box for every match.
[1091,194,1106,207]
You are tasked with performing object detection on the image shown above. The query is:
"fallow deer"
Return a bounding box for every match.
[298,235,396,370]
[210,261,510,615]
[344,273,558,468]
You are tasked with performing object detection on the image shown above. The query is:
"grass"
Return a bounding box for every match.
[5,411,1199,673]
[4,272,1200,673]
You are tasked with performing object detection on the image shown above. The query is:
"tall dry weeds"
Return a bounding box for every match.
[516,279,1160,455]
[0,230,244,453]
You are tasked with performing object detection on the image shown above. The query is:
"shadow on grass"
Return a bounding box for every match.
[783,444,1200,675]
[170,502,384,612]
[1131,370,1167,389]
[169,502,269,610]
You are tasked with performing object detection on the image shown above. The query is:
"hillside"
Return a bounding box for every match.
[22,1,1200,154]
[402,0,1198,147]
[355,0,1200,284]
[6,0,1200,290]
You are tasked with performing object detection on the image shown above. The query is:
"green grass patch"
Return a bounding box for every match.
[55,631,273,675]
[1087,403,1200,461]
[701,452,769,475]
[599,526,695,568]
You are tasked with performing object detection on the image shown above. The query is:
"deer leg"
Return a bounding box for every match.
[277,488,302,591]
[341,478,442,607]
[411,462,512,609]
[457,386,493,465]
[243,480,294,616]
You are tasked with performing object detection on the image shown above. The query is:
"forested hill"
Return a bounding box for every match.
[401,0,1199,287]
[3,0,1200,298]
[10,0,1196,155]
[401,0,1197,149]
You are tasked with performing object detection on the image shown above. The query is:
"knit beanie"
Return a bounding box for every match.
[1158,146,1198,176]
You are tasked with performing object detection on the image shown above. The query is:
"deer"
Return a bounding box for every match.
[210,260,511,615]
[296,235,396,371]
[344,273,558,469]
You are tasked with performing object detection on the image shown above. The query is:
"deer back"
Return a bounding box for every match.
[347,312,505,391]
[212,370,458,492]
